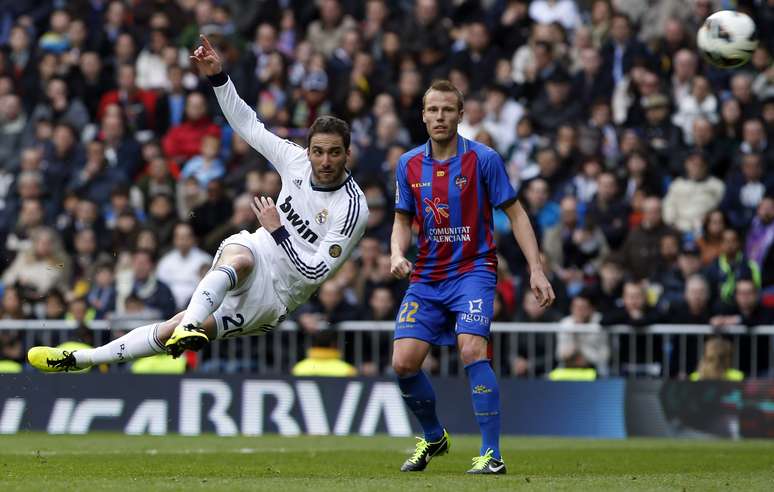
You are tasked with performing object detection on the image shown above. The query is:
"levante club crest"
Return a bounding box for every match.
[454,175,468,190]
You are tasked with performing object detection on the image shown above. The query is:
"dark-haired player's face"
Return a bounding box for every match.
[422,90,462,144]
[308,133,349,186]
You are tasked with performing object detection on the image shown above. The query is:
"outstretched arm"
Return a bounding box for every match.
[503,199,556,307]
[190,34,304,170]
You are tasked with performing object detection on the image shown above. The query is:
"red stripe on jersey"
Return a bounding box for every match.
[481,176,495,251]
[406,154,429,279]
[458,151,479,274]
[428,163,452,281]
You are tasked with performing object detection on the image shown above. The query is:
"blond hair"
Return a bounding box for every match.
[697,337,733,380]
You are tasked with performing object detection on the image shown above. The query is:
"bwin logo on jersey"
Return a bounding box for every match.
[279,195,319,244]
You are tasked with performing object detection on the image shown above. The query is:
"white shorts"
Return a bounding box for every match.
[210,231,287,339]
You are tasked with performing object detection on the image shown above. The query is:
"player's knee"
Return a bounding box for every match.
[459,343,487,366]
[224,254,254,284]
[391,356,420,377]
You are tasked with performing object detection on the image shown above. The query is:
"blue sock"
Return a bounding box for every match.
[465,359,501,459]
[397,371,444,442]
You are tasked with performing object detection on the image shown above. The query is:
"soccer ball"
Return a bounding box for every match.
[697,10,758,69]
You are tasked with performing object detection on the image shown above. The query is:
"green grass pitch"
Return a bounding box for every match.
[1,434,774,491]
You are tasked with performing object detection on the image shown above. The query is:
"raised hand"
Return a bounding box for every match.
[190,34,223,76]
[250,196,282,233]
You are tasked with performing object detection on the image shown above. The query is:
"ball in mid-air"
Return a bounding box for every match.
[697,10,758,69]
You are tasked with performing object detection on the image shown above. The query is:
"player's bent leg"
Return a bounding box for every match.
[166,244,255,357]
[457,334,505,474]
[393,338,450,472]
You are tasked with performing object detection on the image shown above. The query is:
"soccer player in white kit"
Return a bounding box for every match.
[28,35,369,372]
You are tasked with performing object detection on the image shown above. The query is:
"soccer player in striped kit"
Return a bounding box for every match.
[391,80,555,474]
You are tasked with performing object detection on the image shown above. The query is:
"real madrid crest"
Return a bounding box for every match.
[315,208,329,224]
[328,244,342,258]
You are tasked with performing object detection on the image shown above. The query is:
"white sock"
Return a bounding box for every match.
[73,323,165,367]
[180,265,237,327]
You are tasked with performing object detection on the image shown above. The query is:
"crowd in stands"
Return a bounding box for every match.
[0,0,773,378]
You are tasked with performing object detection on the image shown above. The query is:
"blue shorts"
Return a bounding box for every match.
[394,271,496,346]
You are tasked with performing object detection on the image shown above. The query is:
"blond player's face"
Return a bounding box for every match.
[308,133,349,186]
[422,90,462,144]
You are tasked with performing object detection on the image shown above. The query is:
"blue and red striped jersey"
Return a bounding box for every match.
[395,136,518,283]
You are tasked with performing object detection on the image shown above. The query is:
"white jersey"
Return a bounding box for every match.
[212,77,368,313]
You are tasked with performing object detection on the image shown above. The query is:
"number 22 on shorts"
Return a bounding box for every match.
[398,301,419,323]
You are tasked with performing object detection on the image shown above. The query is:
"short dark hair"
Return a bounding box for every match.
[307,116,351,149]
[423,79,464,111]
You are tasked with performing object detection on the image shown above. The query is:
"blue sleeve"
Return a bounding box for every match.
[394,156,415,215]
[481,150,518,209]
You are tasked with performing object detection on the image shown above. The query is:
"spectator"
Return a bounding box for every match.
[621,196,678,280]
[189,180,233,241]
[521,177,559,236]
[0,284,26,320]
[679,116,730,178]
[44,288,67,319]
[705,228,761,305]
[543,195,609,294]
[690,337,743,381]
[136,28,179,91]
[666,273,713,378]
[156,222,213,310]
[738,118,773,163]
[639,93,684,172]
[86,261,117,319]
[710,279,772,376]
[70,51,114,121]
[29,77,90,133]
[601,280,663,376]
[601,13,648,86]
[0,94,27,171]
[291,330,357,377]
[180,134,225,188]
[531,68,582,135]
[203,193,258,254]
[154,65,189,136]
[145,193,177,250]
[3,227,71,299]
[662,152,725,235]
[672,74,718,145]
[306,0,357,59]
[296,279,361,335]
[746,195,774,290]
[696,209,727,266]
[586,171,629,249]
[722,153,771,230]
[126,248,176,319]
[451,20,500,93]
[99,107,143,179]
[556,291,609,375]
[668,274,712,324]
[510,287,562,377]
[97,63,156,132]
[529,0,582,31]
[482,83,524,154]
[67,139,125,208]
[572,47,614,114]
[71,227,107,287]
[162,91,220,164]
